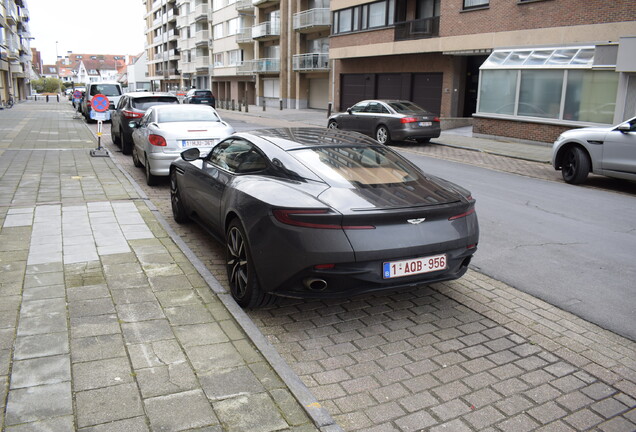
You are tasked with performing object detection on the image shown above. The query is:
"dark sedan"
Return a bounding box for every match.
[111,92,180,155]
[328,100,441,145]
[183,89,216,108]
[170,128,478,308]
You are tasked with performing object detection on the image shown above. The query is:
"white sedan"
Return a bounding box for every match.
[131,105,235,185]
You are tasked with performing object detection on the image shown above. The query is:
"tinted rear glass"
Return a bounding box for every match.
[132,97,179,110]
[387,101,427,114]
[157,108,220,123]
[194,91,213,97]
[90,84,122,97]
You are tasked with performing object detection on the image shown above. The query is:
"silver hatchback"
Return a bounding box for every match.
[552,116,636,184]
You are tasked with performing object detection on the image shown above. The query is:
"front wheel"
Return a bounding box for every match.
[328,120,338,129]
[561,146,590,184]
[170,170,189,223]
[226,219,274,308]
[376,125,391,145]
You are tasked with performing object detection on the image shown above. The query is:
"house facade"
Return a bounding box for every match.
[1,0,32,102]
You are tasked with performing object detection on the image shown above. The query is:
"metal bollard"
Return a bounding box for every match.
[46,95,49,102]
[57,94,60,102]
[231,99,235,111]
[279,100,283,110]
[327,102,332,118]
[245,99,248,113]
[262,100,266,111]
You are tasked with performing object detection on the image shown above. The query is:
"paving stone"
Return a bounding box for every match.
[71,334,127,363]
[431,399,472,421]
[72,357,133,391]
[497,413,540,432]
[395,410,438,431]
[10,354,71,388]
[17,313,67,336]
[127,340,187,369]
[214,392,289,432]
[69,298,116,318]
[185,342,245,373]
[5,382,73,425]
[463,405,506,429]
[75,383,144,428]
[4,415,74,432]
[121,319,174,344]
[582,382,617,400]
[70,314,120,339]
[527,400,568,424]
[136,361,199,398]
[563,408,604,429]
[496,394,535,416]
[590,397,629,418]
[429,418,472,432]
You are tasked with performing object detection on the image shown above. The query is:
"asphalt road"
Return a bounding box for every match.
[402,152,636,341]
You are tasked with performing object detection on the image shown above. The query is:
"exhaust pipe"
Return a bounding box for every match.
[304,278,327,291]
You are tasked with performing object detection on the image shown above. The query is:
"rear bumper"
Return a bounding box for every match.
[392,125,441,141]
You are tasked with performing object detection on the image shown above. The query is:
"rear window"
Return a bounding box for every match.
[90,84,122,97]
[132,97,179,110]
[194,91,213,97]
[292,146,419,187]
[157,108,220,123]
[387,101,427,114]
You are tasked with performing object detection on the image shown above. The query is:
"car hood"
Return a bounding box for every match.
[559,125,614,140]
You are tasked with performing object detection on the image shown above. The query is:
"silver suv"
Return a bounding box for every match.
[81,82,123,122]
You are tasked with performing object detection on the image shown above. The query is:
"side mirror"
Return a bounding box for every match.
[181,147,201,161]
[617,122,632,133]
[347,108,352,114]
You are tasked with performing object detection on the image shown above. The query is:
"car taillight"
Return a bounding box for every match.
[433,117,440,122]
[123,110,143,119]
[449,207,475,221]
[273,209,375,230]
[401,117,418,124]
[149,135,167,147]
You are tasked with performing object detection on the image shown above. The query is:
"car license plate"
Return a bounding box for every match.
[418,121,432,127]
[182,139,217,147]
[383,254,446,279]
[200,99,209,103]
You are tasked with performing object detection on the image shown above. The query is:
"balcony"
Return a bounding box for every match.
[194,3,209,21]
[394,16,439,41]
[252,0,279,6]
[237,60,255,74]
[194,29,210,46]
[168,28,180,39]
[253,58,280,73]
[293,8,330,33]
[168,48,180,60]
[195,56,210,70]
[236,27,252,44]
[235,0,253,11]
[292,53,329,71]
[252,20,280,40]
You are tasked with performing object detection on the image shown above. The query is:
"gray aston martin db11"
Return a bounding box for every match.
[170,128,479,308]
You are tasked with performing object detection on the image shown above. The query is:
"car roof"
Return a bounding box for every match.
[125,92,177,98]
[237,127,380,151]
[151,104,214,112]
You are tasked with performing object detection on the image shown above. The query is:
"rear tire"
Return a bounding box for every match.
[145,155,158,186]
[112,125,121,145]
[376,125,391,145]
[121,128,132,155]
[132,145,142,167]
[328,120,338,129]
[561,146,590,185]
[226,219,274,308]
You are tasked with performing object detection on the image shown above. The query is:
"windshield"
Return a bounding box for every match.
[387,101,427,114]
[90,84,122,97]
[132,97,179,110]
[157,108,220,123]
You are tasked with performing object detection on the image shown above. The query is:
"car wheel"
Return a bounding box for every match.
[561,146,590,185]
[226,219,274,308]
[376,125,391,145]
[328,120,338,129]
[132,145,142,167]
[170,169,189,223]
[145,155,158,186]
[121,128,132,155]
[112,124,121,145]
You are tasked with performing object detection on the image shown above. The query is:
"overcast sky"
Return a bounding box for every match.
[27,0,147,64]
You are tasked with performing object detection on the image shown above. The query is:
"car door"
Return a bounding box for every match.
[112,96,127,131]
[359,101,386,135]
[133,109,154,156]
[601,119,636,174]
[340,101,367,132]
[188,138,256,232]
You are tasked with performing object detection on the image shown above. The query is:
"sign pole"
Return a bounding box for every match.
[90,94,110,157]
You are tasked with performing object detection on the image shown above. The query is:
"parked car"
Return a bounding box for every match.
[81,82,124,122]
[551,116,636,184]
[169,127,479,308]
[131,104,234,185]
[328,100,440,145]
[111,92,180,155]
[183,89,216,108]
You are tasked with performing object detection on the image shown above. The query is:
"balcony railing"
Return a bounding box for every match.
[394,16,440,41]
[194,3,209,20]
[293,8,330,32]
[194,30,210,45]
[292,53,329,71]
[236,27,252,43]
[252,0,279,6]
[195,56,210,69]
[235,0,253,11]
[237,60,256,74]
[252,20,280,39]
[253,58,280,73]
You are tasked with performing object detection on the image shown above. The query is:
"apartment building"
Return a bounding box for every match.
[1,0,32,102]
[329,0,636,142]
[144,0,181,91]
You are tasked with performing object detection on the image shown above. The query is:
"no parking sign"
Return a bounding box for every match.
[90,94,111,121]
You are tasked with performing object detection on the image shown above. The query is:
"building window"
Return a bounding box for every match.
[228,49,242,66]
[227,18,238,36]
[214,53,224,67]
[213,23,224,39]
[332,0,395,35]
[463,0,488,9]
[478,46,619,124]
